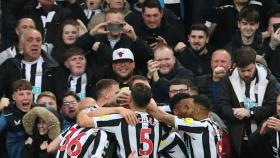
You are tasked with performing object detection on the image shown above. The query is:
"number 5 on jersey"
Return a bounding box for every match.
[139,128,153,155]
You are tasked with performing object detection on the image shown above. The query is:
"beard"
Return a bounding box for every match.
[115,70,134,82]
[191,45,206,54]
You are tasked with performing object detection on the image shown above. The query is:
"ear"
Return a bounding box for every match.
[64,60,70,69]
[173,109,179,116]
[15,28,20,36]
[12,93,17,101]
[104,91,109,98]
[237,21,241,29]
[194,107,200,114]
[256,22,260,29]
[206,36,209,43]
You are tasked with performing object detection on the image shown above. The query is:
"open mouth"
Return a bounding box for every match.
[31,48,39,52]
[22,101,30,110]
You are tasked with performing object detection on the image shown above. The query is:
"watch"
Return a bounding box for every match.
[250,109,254,117]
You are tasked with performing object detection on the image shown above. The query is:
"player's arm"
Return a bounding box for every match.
[147,99,176,127]
[77,109,96,128]
[47,135,62,153]
[77,107,138,128]
[88,107,137,125]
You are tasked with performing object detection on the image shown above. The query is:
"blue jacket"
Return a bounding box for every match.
[0,103,28,158]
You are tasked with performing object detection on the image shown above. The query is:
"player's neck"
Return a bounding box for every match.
[96,99,106,107]
[195,113,209,121]
[131,105,147,112]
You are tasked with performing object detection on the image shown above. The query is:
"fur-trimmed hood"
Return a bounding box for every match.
[23,107,60,140]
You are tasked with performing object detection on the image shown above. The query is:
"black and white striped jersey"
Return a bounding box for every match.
[175,117,223,158]
[21,56,44,99]
[56,124,109,158]
[93,112,161,158]
[158,132,188,158]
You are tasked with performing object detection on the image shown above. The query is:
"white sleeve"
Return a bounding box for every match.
[93,114,123,133]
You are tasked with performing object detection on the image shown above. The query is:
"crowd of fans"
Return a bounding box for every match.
[1,0,280,158]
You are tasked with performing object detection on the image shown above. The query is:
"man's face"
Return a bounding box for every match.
[154,48,176,75]
[37,96,57,111]
[60,95,79,119]
[277,95,280,116]
[22,30,42,62]
[16,18,36,35]
[112,59,135,80]
[188,30,208,52]
[237,63,256,83]
[13,90,33,112]
[211,51,232,72]
[169,84,189,98]
[105,12,125,37]
[65,55,87,76]
[238,19,259,39]
[106,0,125,9]
[174,98,195,118]
[142,7,163,29]
[268,17,280,35]
[62,24,79,45]
[86,0,102,10]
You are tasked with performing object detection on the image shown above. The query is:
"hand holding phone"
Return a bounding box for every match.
[273,23,280,32]
[107,22,124,33]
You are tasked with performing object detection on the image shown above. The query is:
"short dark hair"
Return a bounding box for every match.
[62,91,80,102]
[95,79,119,99]
[238,6,260,23]
[60,19,79,34]
[169,93,191,112]
[268,7,280,19]
[128,75,149,87]
[234,47,256,68]
[11,79,32,93]
[142,0,162,13]
[131,83,152,108]
[64,47,85,62]
[188,24,209,37]
[192,95,212,111]
[169,79,191,89]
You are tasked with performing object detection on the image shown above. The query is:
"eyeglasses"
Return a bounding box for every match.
[62,100,78,106]
[168,89,189,94]
[113,59,133,66]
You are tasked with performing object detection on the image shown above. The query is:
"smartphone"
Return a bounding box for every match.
[146,37,158,45]
[273,23,280,32]
[107,22,124,32]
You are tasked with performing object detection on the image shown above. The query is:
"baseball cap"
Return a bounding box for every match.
[112,48,134,61]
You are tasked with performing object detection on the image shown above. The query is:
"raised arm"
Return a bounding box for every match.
[147,99,175,127]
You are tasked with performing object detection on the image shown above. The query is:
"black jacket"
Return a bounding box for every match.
[263,37,280,82]
[131,15,186,49]
[76,33,153,75]
[0,51,58,99]
[53,65,100,101]
[176,47,212,76]
[10,0,73,43]
[225,30,265,60]
[217,64,279,156]
[152,61,193,103]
